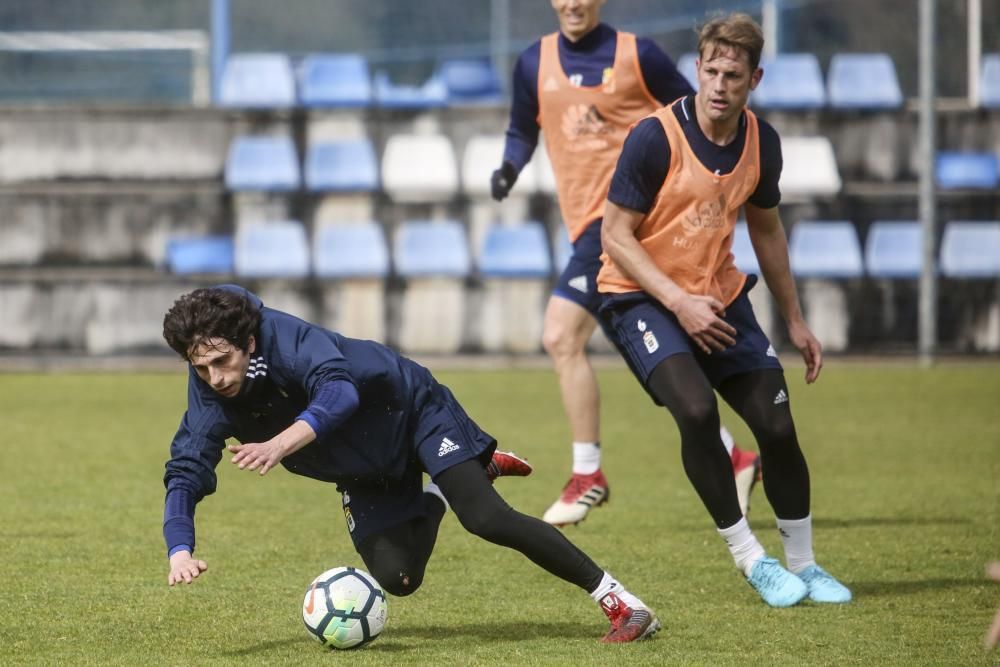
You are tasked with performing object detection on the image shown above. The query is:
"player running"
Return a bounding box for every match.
[160,285,659,642]
[492,0,761,527]
[596,12,851,607]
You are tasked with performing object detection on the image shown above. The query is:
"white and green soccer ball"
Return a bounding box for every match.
[302,566,388,649]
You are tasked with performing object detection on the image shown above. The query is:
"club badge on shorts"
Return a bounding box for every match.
[637,319,659,354]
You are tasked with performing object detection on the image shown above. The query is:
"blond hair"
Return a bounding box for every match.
[697,12,765,71]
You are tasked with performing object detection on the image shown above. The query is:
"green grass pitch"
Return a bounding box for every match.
[1,361,997,665]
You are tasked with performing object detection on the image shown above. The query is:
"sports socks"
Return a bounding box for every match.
[719,426,736,457]
[589,572,643,609]
[572,441,601,475]
[718,517,767,576]
[776,514,816,573]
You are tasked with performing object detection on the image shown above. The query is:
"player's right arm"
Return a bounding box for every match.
[493,43,541,200]
[163,371,233,585]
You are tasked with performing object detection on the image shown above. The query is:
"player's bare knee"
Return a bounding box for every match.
[542,325,586,363]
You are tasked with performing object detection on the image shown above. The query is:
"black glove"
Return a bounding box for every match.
[490,161,519,201]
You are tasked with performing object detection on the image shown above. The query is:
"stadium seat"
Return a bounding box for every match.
[462,134,538,199]
[940,221,1000,277]
[478,223,551,353]
[394,220,470,277]
[313,223,389,278]
[234,221,310,278]
[219,53,296,108]
[225,136,300,191]
[752,54,826,109]
[306,138,378,192]
[165,236,235,274]
[394,221,470,353]
[381,133,458,202]
[437,58,503,105]
[789,221,863,278]
[935,152,1000,190]
[479,223,551,278]
[980,53,1000,108]
[314,223,390,342]
[789,221,862,352]
[299,53,372,107]
[779,136,842,196]
[374,70,447,109]
[553,226,572,275]
[827,53,903,109]
[531,139,558,194]
[865,221,922,278]
[677,52,698,90]
[730,222,760,275]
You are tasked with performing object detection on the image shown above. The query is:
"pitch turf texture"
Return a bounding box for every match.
[1,361,998,665]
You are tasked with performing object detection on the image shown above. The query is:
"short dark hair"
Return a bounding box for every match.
[162,287,261,359]
[697,12,765,71]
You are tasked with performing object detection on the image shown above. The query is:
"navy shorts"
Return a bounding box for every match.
[338,380,497,547]
[553,220,605,317]
[598,275,783,403]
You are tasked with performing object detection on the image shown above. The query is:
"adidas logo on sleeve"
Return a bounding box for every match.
[437,437,460,457]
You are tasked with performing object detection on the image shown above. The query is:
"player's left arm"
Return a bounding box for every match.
[636,37,694,105]
[744,202,822,383]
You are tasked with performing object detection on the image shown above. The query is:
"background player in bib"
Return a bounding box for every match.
[492,0,760,527]
[161,285,659,643]
[597,13,850,607]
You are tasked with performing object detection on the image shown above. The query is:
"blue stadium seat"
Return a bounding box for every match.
[437,58,502,104]
[305,138,378,192]
[940,221,1000,277]
[980,53,1000,108]
[394,221,470,277]
[219,53,296,108]
[753,54,826,109]
[374,70,447,109]
[731,222,760,275]
[225,136,300,191]
[789,221,863,278]
[553,226,572,275]
[235,221,310,278]
[165,236,234,274]
[865,221,922,278]
[935,152,1000,189]
[827,53,903,109]
[479,223,551,278]
[299,54,372,107]
[313,223,389,278]
[677,52,698,90]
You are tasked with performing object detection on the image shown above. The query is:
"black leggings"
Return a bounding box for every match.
[355,459,604,597]
[647,354,811,528]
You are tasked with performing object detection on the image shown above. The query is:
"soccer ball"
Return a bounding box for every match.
[302,566,388,650]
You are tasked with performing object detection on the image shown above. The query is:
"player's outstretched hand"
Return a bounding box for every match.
[787,318,823,383]
[229,439,285,475]
[168,550,208,586]
[490,161,518,201]
[672,293,736,355]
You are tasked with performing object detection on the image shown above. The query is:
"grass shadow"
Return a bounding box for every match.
[850,577,981,597]
[809,516,972,529]
[382,620,591,642]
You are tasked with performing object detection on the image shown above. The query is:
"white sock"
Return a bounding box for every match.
[777,515,816,574]
[719,426,735,457]
[718,516,767,577]
[423,481,449,512]
[572,441,601,475]
[589,572,643,608]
